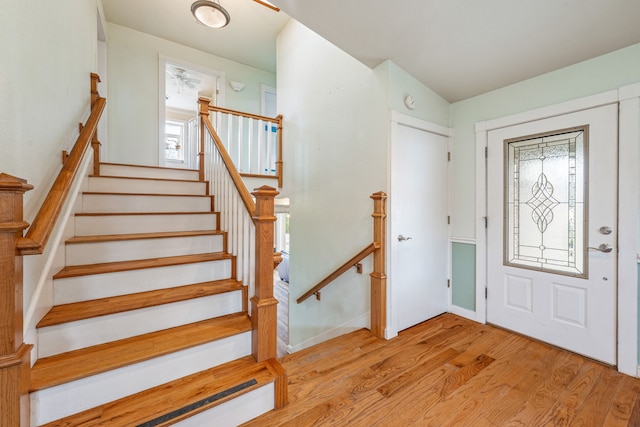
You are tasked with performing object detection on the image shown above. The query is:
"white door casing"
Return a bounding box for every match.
[486,104,618,364]
[388,112,450,336]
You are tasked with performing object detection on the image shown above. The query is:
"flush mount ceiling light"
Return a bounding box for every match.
[191,0,231,29]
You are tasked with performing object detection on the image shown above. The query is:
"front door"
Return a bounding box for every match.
[486,104,618,364]
[391,122,449,332]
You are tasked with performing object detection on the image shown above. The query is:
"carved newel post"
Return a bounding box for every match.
[251,186,279,362]
[370,191,387,339]
[0,174,34,427]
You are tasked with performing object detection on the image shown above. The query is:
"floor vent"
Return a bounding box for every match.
[136,379,258,427]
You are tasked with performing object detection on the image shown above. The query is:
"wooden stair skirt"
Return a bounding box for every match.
[29,163,286,426]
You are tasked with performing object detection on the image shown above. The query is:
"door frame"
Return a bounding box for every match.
[475,84,640,375]
[386,110,452,339]
[158,55,226,168]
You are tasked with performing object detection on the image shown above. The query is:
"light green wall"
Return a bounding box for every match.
[0,0,100,315]
[385,61,450,128]
[450,43,640,240]
[106,23,276,166]
[0,0,99,220]
[452,242,476,311]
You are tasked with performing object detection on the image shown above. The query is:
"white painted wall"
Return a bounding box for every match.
[277,21,387,350]
[106,24,277,166]
[277,22,451,351]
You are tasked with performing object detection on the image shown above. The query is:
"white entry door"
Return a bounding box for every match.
[391,122,449,332]
[486,104,618,364]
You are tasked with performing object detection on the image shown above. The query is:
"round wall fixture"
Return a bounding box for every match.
[404,95,416,110]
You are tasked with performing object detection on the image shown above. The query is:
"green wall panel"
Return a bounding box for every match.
[452,242,476,311]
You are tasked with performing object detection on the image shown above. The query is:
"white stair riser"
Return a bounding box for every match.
[88,177,206,195]
[74,213,218,236]
[174,385,275,427]
[38,291,242,357]
[81,193,212,213]
[30,332,251,426]
[54,259,232,304]
[100,164,200,181]
[66,234,224,265]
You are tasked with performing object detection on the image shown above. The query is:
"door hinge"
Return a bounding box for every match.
[448,151,451,161]
[485,146,488,158]
[484,217,488,228]
[447,279,451,288]
[447,215,451,225]
[485,288,488,299]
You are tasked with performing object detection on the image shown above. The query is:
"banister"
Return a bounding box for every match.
[296,242,380,304]
[199,100,256,217]
[201,114,257,217]
[206,103,283,187]
[208,105,281,124]
[296,191,387,339]
[17,96,106,255]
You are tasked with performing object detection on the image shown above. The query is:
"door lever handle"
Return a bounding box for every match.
[587,244,613,253]
[397,234,413,242]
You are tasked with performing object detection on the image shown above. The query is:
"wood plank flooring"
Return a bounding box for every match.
[242,314,640,426]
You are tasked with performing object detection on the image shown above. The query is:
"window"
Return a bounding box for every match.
[504,126,588,277]
[165,121,185,162]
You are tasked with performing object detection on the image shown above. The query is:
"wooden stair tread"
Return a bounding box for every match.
[54,252,233,279]
[37,279,243,328]
[66,230,223,245]
[89,174,202,183]
[41,356,280,427]
[76,211,216,216]
[31,312,252,391]
[100,162,199,173]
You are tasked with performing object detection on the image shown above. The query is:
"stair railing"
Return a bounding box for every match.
[296,192,387,339]
[198,98,278,362]
[208,105,283,188]
[0,73,105,427]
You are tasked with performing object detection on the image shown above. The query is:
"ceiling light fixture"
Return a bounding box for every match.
[191,0,231,29]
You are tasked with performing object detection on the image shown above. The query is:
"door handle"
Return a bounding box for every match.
[587,244,613,253]
[397,234,413,242]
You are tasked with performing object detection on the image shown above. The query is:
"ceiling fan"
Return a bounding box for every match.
[167,67,202,91]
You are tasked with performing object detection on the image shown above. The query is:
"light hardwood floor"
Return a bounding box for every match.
[242,313,640,426]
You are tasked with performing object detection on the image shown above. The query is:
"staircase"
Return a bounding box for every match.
[29,163,284,426]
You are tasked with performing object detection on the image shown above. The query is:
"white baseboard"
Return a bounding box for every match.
[449,305,482,323]
[288,312,370,353]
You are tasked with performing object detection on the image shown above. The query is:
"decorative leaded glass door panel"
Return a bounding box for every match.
[486,104,617,365]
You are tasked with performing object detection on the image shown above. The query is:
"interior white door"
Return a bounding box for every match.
[391,123,449,332]
[486,104,618,364]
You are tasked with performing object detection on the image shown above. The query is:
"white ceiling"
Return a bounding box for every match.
[102,0,640,102]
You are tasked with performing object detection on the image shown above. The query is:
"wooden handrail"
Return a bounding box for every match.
[296,242,380,304]
[208,105,281,124]
[199,110,256,218]
[17,96,106,255]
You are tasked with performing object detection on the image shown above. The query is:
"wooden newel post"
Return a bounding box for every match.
[251,185,279,362]
[198,98,210,183]
[0,174,34,427]
[90,73,101,176]
[370,191,387,339]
